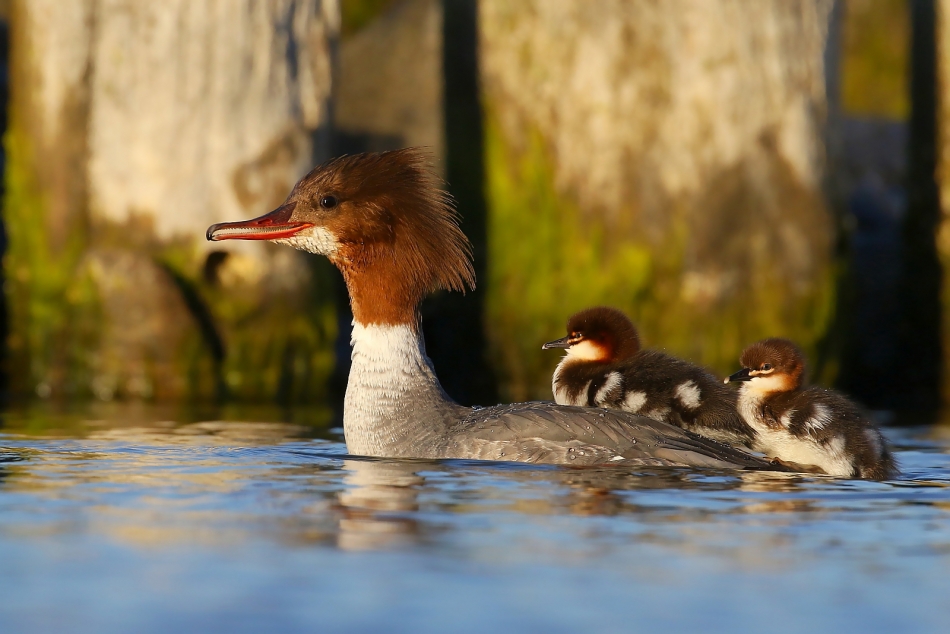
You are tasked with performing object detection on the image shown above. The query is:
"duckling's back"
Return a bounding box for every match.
[554,349,756,448]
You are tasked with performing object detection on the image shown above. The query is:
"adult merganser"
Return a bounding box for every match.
[207,149,782,471]
[543,307,756,448]
[725,338,898,479]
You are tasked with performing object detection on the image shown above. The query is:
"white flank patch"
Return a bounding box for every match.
[574,381,593,406]
[803,404,832,434]
[274,226,339,256]
[609,455,625,462]
[674,380,701,410]
[623,390,647,413]
[779,411,795,429]
[594,372,623,405]
[864,428,883,456]
[643,407,671,422]
[753,430,854,477]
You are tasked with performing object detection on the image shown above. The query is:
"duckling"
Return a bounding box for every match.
[725,338,898,480]
[544,307,757,448]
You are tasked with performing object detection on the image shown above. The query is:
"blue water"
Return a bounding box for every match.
[1,407,949,633]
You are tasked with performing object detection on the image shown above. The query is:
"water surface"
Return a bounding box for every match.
[1,406,949,633]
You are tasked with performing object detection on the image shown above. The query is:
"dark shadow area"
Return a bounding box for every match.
[894,0,941,416]
[159,261,227,400]
[835,121,907,407]
[333,130,405,155]
[424,0,497,406]
[830,0,943,418]
[0,19,9,405]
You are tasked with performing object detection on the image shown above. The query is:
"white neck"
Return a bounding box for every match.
[343,321,459,457]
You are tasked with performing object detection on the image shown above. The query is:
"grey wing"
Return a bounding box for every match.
[445,401,782,471]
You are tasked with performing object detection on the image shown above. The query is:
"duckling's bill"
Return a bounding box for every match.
[724,368,753,383]
[542,336,572,350]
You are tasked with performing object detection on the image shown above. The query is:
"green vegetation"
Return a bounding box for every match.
[841,0,909,119]
[484,114,837,401]
[2,125,102,399]
[340,0,396,38]
[3,128,338,406]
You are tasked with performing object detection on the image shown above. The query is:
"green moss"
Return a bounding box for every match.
[3,125,338,405]
[484,113,837,401]
[340,0,396,38]
[2,125,102,399]
[154,240,339,405]
[840,0,909,119]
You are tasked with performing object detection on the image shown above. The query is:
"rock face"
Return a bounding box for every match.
[5,0,339,402]
[480,0,837,399]
[334,0,443,158]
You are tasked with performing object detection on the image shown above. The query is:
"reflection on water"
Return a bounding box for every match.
[1,412,950,632]
[337,460,424,551]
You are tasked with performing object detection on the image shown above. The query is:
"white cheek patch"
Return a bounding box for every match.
[746,373,791,396]
[274,226,339,256]
[566,340,607,362]
[623,390,647,413]
[594,372,623,405]
[674,380,701,410]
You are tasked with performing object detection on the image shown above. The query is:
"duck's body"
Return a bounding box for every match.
[207,149,782,472]
[726,338,897,479]
[545,307,756,448]
[345,320,769,469]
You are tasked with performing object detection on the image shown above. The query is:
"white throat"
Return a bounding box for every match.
[344,321,457,457]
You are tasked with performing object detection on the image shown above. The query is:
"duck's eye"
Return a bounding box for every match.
[762,363,772,371]
[319,195,338,209]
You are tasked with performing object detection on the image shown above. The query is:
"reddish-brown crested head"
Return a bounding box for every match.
[731,338,807,391]
[543,306,641,363]
[207,148,474,326]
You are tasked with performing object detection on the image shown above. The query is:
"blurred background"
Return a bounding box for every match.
[0,0,945,423]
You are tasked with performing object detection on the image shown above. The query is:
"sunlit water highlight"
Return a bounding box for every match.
[1,408,949,633]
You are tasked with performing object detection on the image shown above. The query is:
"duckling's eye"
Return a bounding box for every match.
[762,363,772,371]
[319,195,338,209]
